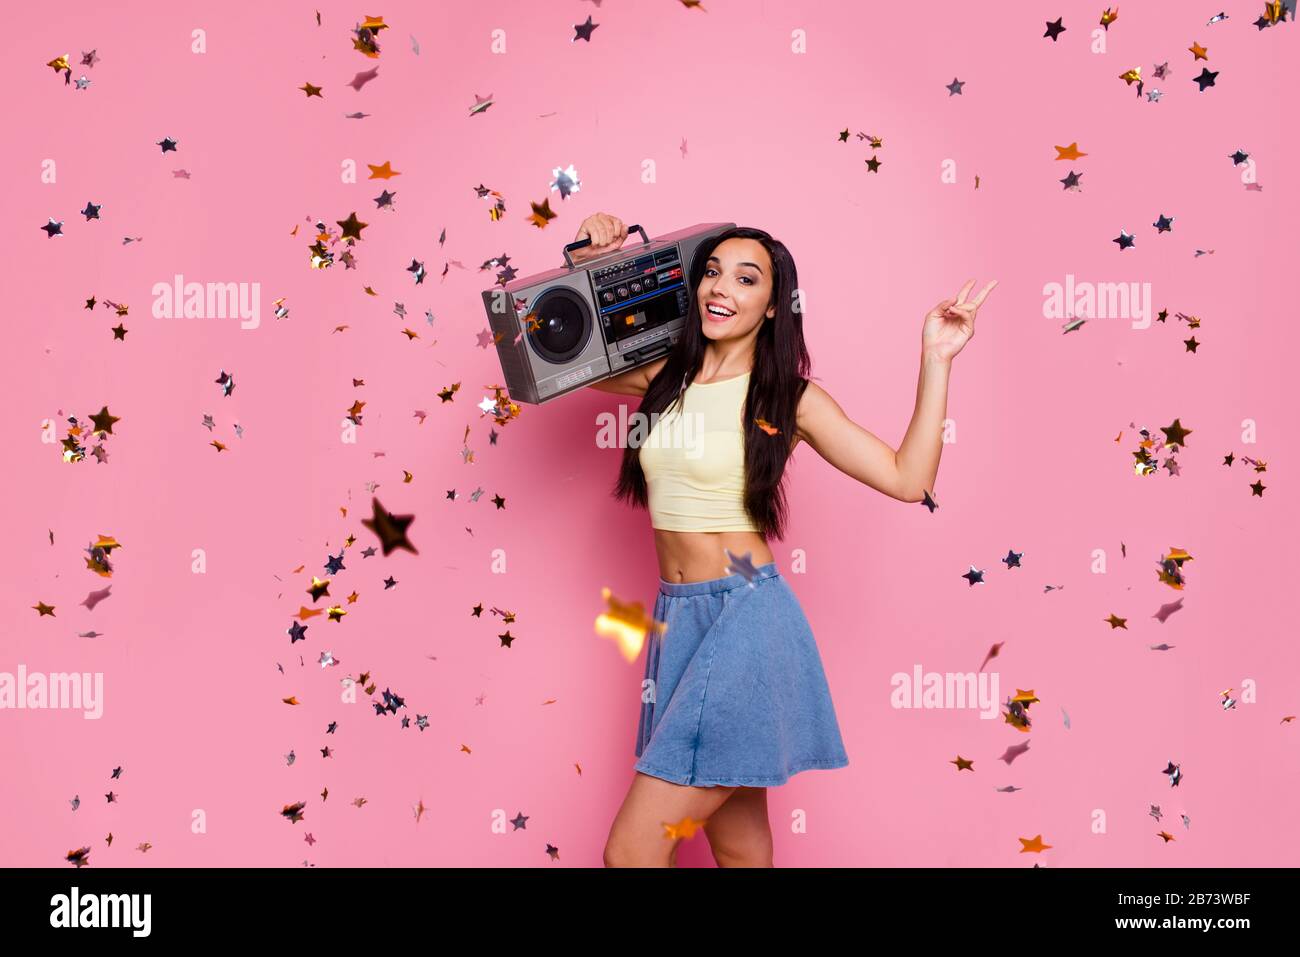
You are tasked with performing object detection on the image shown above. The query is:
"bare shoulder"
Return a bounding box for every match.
[638,356,670,392]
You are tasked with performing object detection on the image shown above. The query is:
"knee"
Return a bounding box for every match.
[603,838,631,868]
[711,837,774,868]
[604,833,673,868]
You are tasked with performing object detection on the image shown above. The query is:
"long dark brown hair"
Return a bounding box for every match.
[612,226,811,540]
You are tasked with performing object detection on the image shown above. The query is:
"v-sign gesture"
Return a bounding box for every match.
[922,278,997,362]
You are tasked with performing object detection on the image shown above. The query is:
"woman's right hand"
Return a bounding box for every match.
[570,212,628,264]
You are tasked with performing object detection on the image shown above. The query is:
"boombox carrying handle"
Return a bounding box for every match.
[563,224,649,270]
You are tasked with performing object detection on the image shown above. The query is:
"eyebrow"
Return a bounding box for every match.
[706,256,764,275]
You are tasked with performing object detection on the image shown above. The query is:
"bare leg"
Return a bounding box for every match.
[703,786,773,867]
[605,772,738,867]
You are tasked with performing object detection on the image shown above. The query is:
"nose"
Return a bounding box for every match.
[705,277,733,302]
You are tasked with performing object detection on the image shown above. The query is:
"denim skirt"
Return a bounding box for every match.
[633,561,849,787]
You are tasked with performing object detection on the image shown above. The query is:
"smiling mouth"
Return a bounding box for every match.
[705,304,736,319]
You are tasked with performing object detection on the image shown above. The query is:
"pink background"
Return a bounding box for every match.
[3,0,1297,867]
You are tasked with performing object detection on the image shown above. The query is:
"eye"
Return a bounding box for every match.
[703,267,754,285]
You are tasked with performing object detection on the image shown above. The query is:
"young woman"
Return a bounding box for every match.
[573,212,996,867]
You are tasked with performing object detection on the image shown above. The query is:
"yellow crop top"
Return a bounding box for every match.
[638,370,761,532]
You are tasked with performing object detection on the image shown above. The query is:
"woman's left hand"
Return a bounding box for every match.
[921,278,997,362]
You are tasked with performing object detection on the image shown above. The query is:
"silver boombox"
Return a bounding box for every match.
[481,222,735,404]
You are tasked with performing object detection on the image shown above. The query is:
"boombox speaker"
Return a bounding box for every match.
[481,222,736,404]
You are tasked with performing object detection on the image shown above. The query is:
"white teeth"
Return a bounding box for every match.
[707,305,734,317]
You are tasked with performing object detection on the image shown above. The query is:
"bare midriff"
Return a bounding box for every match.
[653,528,775,584]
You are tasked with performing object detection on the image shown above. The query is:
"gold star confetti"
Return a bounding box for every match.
[527,198,557,228]
[94,535,122,554]
[367,161,401,179]
[662,816,707,840]
[89,406,121,435]
[360,497,417,555]
[353,15,387,57]
[336,211,368,241]
[1019,834,1052,853]
[1161,418,1192,449]
[595,587,666,663]
[66,847,91,867]
[1157,547,1193,589]
[1054,142,1087,160]
[479,385,521,426]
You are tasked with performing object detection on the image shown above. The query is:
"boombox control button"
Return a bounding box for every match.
[643,275,657,289]
[602,291,615,303]
[630,281,643,294]
[616,286,629,299]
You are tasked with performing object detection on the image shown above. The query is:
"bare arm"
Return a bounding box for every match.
[796,278,995,502]
[794,353,951,503]
[893,353,951,500]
